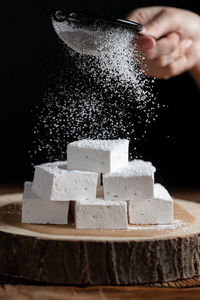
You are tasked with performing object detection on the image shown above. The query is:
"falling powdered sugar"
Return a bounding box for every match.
[31,21,161,164]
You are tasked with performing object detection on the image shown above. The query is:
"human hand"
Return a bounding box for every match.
[127,7,200,80]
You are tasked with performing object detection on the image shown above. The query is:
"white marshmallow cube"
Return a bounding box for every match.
[75,198,128,229]
[128,183,173,224]
[103,159,155,201]
[67,139,129,173]
[22,182,69,224]
[32,161,98,201]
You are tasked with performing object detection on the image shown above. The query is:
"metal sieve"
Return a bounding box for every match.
[51,9,143,56]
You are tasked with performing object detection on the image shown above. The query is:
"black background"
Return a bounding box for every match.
[1,1,200,187]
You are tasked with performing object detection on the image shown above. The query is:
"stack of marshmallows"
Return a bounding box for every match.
[22,139,173,229]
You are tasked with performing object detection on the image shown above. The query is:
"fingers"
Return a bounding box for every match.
[142,9,178,39]
[139,42,196,79]
[134,35,155,50]
[128,6,200,79]
[166,55,188,77]
[126,6,164,27]
[163,41,200,78]
[127,7,181,40]
[155,33,180,56]
[135,32,193,72]
[135,37,196,79]
[184,40,200,67]
[137,33,180,60]
[153,48,180,67]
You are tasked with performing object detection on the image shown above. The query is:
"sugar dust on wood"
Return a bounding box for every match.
[31,19,162,164]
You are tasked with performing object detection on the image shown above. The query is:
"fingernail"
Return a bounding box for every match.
[139,37,155,49]
[182,39,193,49]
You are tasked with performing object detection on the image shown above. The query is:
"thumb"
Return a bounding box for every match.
[143,9,180,39]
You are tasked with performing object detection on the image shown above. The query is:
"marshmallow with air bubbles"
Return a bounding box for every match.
[128,183,173,225]
[22,182,70,224]
[67,139,129,173]
[75,198,128,229]
[103,159,155,201]
[32,161,98,201]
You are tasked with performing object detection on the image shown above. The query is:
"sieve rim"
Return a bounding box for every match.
[50,9,143,32]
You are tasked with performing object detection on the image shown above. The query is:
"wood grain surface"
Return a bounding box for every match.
[0,193,200,286]
[0,186,199,299]
[0,284,200,300]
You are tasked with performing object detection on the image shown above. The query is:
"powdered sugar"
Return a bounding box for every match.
[52,19,120,57]
[69,139,128,151]
[104,159,155,177]
[30,17,161,164]
[35,161,97,176]
[128,219,189,231]
[105,165,153,177]
[154,183,173,202]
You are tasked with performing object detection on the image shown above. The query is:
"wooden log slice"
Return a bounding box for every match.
[0,193,199,285]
